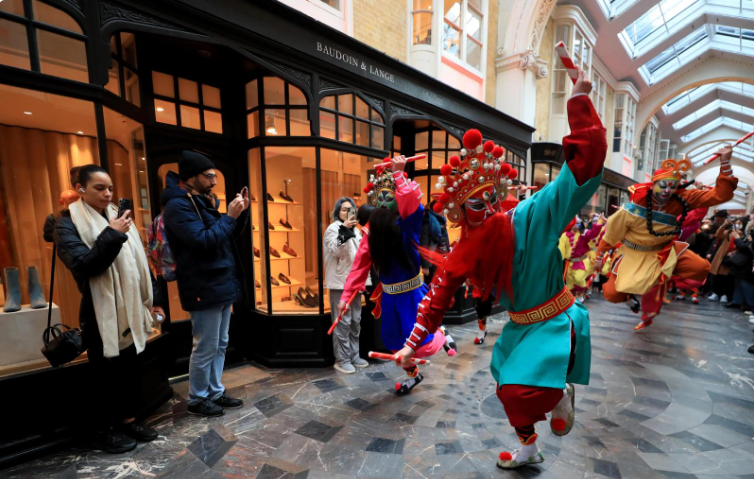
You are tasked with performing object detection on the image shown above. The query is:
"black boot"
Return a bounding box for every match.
[117,421,158,442]
[628,295,640,314]
[92,428,137,454]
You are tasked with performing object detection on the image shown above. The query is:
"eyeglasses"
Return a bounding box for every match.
[201,173,218,180]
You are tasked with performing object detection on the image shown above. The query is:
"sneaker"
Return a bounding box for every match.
[550,383,575,436]
[692,297,699,304]
[634,317,653,331]
[213,394,243,409]
[188,398,225,417]
[92,429,137,454]
[497,449,545,470]
[674,294,686,301]
[352,357,369,369]
[708,293,720,301]
[334,362,356,374]
[116,421,158,442]
[748,315,754,324]
[720,295,729,304]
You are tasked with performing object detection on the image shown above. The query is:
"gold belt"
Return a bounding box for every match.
[383,274,423,294]
[623,240,669,252]
[508,286,575,325]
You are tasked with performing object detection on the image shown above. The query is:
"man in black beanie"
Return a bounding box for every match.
[162,150,249,418]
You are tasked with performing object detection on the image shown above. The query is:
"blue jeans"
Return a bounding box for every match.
[188,304,232,405]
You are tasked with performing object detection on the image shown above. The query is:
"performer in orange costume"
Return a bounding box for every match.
[596,146,736,330]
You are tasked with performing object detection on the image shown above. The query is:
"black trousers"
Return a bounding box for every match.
[713,274,735,299]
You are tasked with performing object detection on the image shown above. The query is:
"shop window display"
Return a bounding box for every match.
[246,77,310,138]
[153,71,223,134]
[319,93,384,148]
[156,164,227,321]
[0,0,88,82]
[0,83,99,377]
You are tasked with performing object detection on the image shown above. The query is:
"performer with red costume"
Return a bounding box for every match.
[338,156,456,395]
[394,69,607,470]
[596,147,736,330]
[562,214,605,302]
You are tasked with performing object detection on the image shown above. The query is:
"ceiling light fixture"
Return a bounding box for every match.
[77,131,83,134]
[23,111,32,115]
[265,115,277,135]
[156,107,165,112]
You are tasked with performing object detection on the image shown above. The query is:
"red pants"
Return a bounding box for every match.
[496,385,563,428]
[603,250,710,316]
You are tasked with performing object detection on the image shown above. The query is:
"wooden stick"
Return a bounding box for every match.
[327,289,360,336]
[374,154,427,168]
[702,131,754,165]
[368,351,430,365]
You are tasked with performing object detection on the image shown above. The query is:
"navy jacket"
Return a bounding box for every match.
[161,171,248,311]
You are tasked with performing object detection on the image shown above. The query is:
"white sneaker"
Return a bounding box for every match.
[708,293,719,301]
[352,357,369,369]
[748,316,754,324]
[720,295,729,303]
[334,362,356,374]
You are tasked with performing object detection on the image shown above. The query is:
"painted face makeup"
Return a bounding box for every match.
[463,184,500,227]
[376,189,397,213]
[653,179,678,202]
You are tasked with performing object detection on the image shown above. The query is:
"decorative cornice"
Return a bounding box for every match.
[614,81,641,103]
[267,60,312,92]
[362,93,384,112]
[319,78,343,91]
[495,49,549,79]
[100,1,188,32]
[390,103,421,117]
[552,5,598,47]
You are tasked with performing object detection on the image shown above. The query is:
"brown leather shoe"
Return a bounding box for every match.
[283,243,297,257]
[270,247,280,258]
[254,247,260,258]
[278,273,291,285]
[270,276,279,286]
[255,279,261,288]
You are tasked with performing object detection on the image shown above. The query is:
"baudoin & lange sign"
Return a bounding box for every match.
[316,42,395,83]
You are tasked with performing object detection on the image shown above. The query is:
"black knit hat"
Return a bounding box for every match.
[714,209,729,218]
[179,150,215,180]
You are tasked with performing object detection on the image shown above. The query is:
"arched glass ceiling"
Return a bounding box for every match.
[663,82,754,115]
[673,99,754,130]
[680,117,750,143]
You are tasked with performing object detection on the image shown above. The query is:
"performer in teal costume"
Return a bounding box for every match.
[396,67,608,470]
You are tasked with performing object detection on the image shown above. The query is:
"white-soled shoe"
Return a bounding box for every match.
[334,362,356,374]
[352,357,369,369]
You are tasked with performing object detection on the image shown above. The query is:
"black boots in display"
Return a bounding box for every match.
[27,266,47,309]
[3,267,21,313]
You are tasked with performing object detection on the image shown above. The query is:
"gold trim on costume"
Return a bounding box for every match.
[383,274,424,294]
[508,286,575,325]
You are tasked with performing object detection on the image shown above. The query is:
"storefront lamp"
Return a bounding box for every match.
[265,115,277,135]
[23,111,32,115]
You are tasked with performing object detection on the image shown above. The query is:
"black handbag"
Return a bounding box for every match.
[40,244,86,367]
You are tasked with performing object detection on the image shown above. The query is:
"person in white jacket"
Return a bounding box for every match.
[324,197,369,374]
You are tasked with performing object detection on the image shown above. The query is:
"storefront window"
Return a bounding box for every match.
[319,93,383,148]
[254,146,317,314]
[247,77,310,138]
[412,0,433,45]
[0,83,99,377]
[153,71,223,134]
[533,163,549,190]
[607,186,620,214]
[0,0,88,82]
[582,184,606,217]
[106,33,140,106]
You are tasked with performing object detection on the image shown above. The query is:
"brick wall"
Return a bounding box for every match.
[484,0,499,106]
[534,19,555,141]
[353,0,407,63]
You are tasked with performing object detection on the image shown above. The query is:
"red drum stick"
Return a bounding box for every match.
[368,351,430,366]
[555,41,578,85]
[702,131,754,165]
[327,289,360,336]
[375,154,427,169]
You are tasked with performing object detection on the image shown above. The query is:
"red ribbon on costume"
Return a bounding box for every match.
[369,283,383,319]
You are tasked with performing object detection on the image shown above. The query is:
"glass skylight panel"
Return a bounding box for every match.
[681,117,724,143]
[641,28,708,83]
[673,100,754,130]
[597,0,641,20]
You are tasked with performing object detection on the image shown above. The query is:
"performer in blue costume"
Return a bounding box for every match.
[340,156,455,394]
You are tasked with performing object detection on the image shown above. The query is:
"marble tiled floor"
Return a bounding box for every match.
[4,295,754,479]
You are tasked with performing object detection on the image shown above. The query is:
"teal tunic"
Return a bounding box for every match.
[490,163,603,390]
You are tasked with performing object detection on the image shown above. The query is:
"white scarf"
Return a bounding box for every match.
[69,199,153,358]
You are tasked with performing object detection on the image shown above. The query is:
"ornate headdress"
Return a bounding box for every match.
[652,158,691,183]
[363,162,407,207]
[430,129,518,223]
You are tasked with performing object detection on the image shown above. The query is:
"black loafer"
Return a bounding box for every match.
[214,394,243,409]
[93,429,137,454]
[117,421,158,442]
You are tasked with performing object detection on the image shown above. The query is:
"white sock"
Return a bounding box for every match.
[513,441,540,461]
[477,329,486,340]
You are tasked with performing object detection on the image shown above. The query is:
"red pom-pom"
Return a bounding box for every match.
[551,418,566,432]
[433,202,444,213]
[364,182,374,193]
[492,146,505,158]
[449,156,461,167]
[462,129,483,150]
[508,169,518,179]
[500,163,511,175]
[499,452,513,461]
[439,193,451,203]
[403,171,408,178]
[440,164,453,176]
[394,382,402,391]
[483,140,495,153]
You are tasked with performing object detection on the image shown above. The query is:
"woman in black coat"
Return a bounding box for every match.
[54,165,164,454]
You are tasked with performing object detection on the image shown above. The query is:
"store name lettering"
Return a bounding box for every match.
[316,42,395,83]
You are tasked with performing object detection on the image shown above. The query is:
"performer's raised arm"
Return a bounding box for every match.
[680,146,737,209]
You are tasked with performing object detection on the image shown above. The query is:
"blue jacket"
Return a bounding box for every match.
[161,171,248,311]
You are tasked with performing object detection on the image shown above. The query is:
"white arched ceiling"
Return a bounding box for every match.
[497,0,558,57]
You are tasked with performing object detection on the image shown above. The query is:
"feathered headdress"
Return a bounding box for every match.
[363,160,408,207]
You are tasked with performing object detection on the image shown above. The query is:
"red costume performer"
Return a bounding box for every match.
[394,69,608,470]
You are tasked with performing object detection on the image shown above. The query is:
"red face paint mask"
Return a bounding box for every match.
[463,184,500,227]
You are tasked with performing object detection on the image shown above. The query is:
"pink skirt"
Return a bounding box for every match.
[392,331,445,359]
